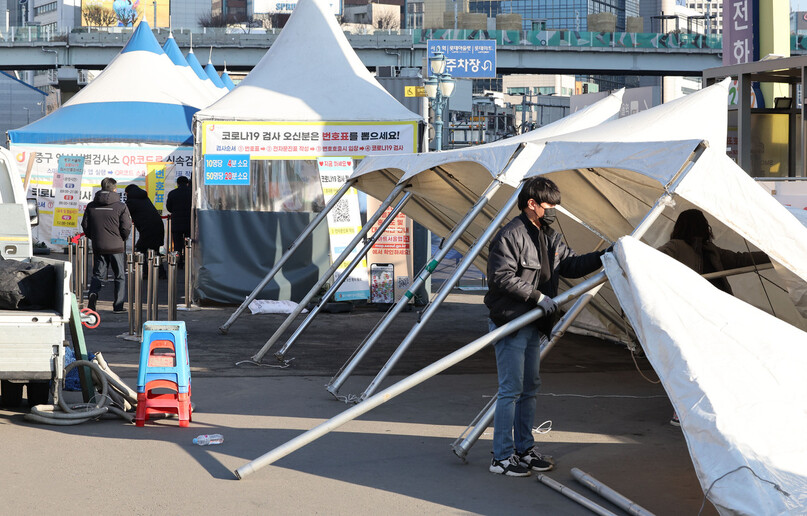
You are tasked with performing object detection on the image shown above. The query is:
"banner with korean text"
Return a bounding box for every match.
[201,121,418,159]
[9,143,193,248]
[366,195,413,302]
[317,157,369,301]
[51,155,85,245]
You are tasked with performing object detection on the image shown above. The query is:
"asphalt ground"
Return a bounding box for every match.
[0,252,718,515]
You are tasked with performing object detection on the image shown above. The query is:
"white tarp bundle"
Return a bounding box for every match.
[604,237,807,514]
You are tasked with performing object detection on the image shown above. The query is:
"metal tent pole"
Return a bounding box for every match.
[536,474,619,516]
[235,272,608,479]
[450,284,605,461]
[571,468,656,516]
[219,180,356,334]
[250,182,409,364]
[273,191,413,362]
[328,179,511,398]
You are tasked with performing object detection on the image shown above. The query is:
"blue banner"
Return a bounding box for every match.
[427,39,496,78]
[203,154,250,185]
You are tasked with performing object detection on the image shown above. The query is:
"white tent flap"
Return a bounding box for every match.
[604,237,807,515]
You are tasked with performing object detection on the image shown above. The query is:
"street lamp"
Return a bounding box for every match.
[424,50,455,151]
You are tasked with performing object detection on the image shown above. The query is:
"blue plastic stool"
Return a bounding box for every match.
[137,321,190,394]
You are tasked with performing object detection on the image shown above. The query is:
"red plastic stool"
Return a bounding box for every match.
[134,379,192,427]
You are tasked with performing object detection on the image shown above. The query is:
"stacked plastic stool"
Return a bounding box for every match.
[135,321,192,427]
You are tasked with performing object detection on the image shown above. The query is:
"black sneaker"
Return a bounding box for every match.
[112,306,127,314]
[517,447,555,472]
[87,292,98,312]
[489,455,531,477]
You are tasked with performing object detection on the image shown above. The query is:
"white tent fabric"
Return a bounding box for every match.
[195,0,419,122]
[186,48,226,101]
[162,33,219,106]
[604,237,807,514]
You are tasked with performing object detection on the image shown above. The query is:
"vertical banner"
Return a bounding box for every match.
[317,158,369,301]
[145,162,170,211]
[366,195,414,301]
[51,156,85,245]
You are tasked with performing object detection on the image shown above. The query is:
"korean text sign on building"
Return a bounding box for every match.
[427,40,496,78]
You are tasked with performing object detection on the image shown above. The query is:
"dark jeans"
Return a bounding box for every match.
[171,231,188,264]
[89,253,126,310]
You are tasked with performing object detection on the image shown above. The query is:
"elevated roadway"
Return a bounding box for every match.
[0,28,725,76]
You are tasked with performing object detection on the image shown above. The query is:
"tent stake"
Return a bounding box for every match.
[219,179,355,335]
[234,272,608,479]
[327,178,509,397]
[536,474,619,516]
[571,468,656,516]
[273,191,413,361]
[250,182,408,363]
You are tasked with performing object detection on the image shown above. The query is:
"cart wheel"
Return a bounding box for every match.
[80,308,101,329]
[26,381,50,407]
[1,380,24,408]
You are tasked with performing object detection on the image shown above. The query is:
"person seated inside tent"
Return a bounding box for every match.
[124,184,167,279]
[657,208,770,426]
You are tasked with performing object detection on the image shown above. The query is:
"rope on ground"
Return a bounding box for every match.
[24,353,138,425]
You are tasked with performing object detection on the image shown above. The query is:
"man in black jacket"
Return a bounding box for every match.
[124,184,166,279]
[81,177,132,313]
[484,176,606,477]
[165,175,191,267]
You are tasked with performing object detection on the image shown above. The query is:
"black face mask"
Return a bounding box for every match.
[540,207,556,227]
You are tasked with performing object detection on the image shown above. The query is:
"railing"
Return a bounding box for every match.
[5,24,807,53]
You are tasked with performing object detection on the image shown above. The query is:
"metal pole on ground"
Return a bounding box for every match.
[234,272,608,479]
[68,242,76,300]
[118,253,136,340]
[146,250,154,322]
[328,178,510,397]
[249,182,409,364]
[218,180,356,334]
[571,468,656,516]
[271,190,413,363]
[536,474,619,516]
[167,252,177,321]
[178,237,200,312]
[150,253,160,320]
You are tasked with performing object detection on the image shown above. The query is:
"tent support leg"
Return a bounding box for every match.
[326,179,512,398]
[219,180,355,335]
[273,191,413,362]
[571,468,656,516]
[234,272,608,480]
[250,182,408,364]
[348,180,517,400]
[450,283,605,461]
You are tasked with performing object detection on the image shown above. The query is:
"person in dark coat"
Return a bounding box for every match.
[165,175,192,266]
[484,176,608,477]
[81,177,132,313]
[124,184,166,279]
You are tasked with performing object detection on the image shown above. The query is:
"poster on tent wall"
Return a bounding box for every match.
[317,157,369,301]
[366,195,414,302]
[10,143,193,248]
[50,155,85,245]
[200,120,418,159]
[145,162,173,211]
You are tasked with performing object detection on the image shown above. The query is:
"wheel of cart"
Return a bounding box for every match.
[80,308,101,329]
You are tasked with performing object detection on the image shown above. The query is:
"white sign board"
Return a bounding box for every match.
[252,0,342,15]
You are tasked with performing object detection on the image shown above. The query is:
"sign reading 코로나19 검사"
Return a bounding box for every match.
[204,154,250,185]
[427,40,496,78]
[201,121,418,159]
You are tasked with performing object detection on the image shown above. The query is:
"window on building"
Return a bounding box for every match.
[507,87,529,95]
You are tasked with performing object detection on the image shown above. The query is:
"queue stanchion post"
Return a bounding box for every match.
[118,253,137,340]
[68,242,76,300]
[166,215,172,253]
[145,249,154,322]
[134,253,144,338]
[178,237,199,312]
[151,253,161,321]
[76,237,84,307]
[167,252,177,321]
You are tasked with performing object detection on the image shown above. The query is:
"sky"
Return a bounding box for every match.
[794,0,807,12]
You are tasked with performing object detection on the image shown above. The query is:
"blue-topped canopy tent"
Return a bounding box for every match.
[220,68,236,90]
[163,32,220,106]
[7,21,211,247]
[185,47,225,101]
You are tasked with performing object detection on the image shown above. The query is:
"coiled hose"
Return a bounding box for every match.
[24,352,139,426]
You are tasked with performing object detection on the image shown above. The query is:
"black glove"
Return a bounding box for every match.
[537,294,558,316]
[599,245,614,257]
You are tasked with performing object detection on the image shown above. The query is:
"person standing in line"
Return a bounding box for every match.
[124,184,167,279]
[165,175,192,267]
[484,176,608,476]
[658,208,770,426]
[81,177,132,313]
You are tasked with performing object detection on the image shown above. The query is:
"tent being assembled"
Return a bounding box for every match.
[7,21,208,246]
[191,0,421,304]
